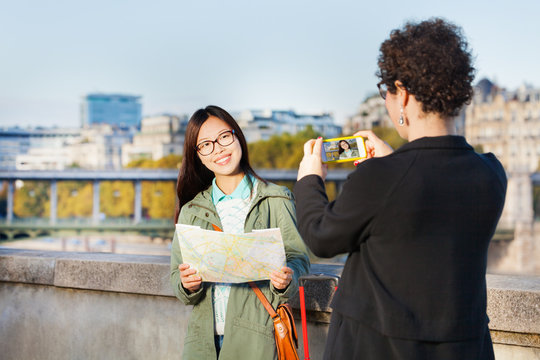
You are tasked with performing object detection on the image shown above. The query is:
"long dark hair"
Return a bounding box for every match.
[174,105,265,222]
[338,140,350,155]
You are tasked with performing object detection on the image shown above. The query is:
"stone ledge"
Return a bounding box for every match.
[0,249,173,297]
[54,254,173,297]
[491,330,540,348]
[0,249,57,285]
[487,274,540,335]
[2,248,540,339]
[0,249,342,312]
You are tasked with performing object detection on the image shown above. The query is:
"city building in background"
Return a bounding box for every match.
[466,78,540,231]
[122,114,188,166]
[237,109,341,142]
[16,147,74,171]
[1,93,144,171]
[466,78,540,173]
[0,127,81,170]
[11,125,135,170]
[465,79,540,276]
[344,94,466,136]
[81,94,142,128]
[69,125,135,170]
[343,95,391,134]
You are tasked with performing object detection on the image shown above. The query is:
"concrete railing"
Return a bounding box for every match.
[0,249,539,359]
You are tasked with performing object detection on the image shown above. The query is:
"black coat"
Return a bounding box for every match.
[294,136,507,344]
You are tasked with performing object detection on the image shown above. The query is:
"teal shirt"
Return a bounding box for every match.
[211,174,255,205]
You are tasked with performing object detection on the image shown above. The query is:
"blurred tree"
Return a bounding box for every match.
[100,181,135,218]
[473,144,484,153]
[371,126,407,150]
[13,181,50,218]
[126,154,180,219]
[155,154,182,169]
[57,181,93,218]
[126,154,182,169]
[248,126,321,169]
[126,158,155,168]
[142,181,176,219]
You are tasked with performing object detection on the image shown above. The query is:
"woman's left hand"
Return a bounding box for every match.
[297,137,327,181]
[270,266,294,290]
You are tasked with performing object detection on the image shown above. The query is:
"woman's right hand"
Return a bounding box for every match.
[297,137,327,181]
[179,263,202,293]
[353,130,393,164]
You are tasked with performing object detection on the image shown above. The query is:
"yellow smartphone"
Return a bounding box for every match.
[321,136,368,163]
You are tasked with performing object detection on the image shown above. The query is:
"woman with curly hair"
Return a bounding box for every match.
[294,18,506,359]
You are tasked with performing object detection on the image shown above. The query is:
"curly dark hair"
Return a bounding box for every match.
[376,18,475,118]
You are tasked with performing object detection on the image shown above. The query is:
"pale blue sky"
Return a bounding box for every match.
[1,0,539,128]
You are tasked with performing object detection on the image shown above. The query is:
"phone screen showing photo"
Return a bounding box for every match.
[322,136,367,163]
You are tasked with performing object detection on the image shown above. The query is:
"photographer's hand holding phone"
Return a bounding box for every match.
[352,130,394,166]
[298,131,394,181]
[297,137,327,181]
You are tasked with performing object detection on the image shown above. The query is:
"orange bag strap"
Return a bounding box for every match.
[249,281,278,319]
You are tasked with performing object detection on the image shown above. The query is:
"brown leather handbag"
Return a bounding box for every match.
[249,282,299,360]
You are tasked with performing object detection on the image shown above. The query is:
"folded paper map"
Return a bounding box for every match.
[175,224,286,283]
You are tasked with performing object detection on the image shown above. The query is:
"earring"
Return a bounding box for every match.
[399,107,404,126]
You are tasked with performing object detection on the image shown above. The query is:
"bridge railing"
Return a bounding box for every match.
[0,217,175,240]
[0,218,173,226]
[0,168,352,227]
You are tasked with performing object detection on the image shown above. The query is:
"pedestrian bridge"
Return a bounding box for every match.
[0,169,351,240]
[0,218,173,240]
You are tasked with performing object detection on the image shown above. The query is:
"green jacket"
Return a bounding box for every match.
[170,181,310,360]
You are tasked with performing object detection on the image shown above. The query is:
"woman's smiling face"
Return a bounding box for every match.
[196,116,243,178]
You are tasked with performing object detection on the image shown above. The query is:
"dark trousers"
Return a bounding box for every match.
[323,311,495,360]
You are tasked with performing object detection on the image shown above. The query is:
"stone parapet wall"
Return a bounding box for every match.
[1,249,539,359]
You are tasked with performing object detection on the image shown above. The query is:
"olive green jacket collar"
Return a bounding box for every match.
[185,180,294,229]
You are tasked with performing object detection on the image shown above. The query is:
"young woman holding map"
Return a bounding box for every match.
[170,105,310,359]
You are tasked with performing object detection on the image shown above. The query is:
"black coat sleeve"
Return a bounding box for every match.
[293,163,394,258]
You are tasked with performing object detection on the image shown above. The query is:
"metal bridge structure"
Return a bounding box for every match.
[0,169,351,239]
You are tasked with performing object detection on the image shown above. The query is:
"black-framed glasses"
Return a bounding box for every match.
[196,129,236,156]
[378,82,408,100]
[377,82,388,100]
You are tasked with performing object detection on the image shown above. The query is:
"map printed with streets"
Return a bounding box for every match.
[175,224,286,283]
